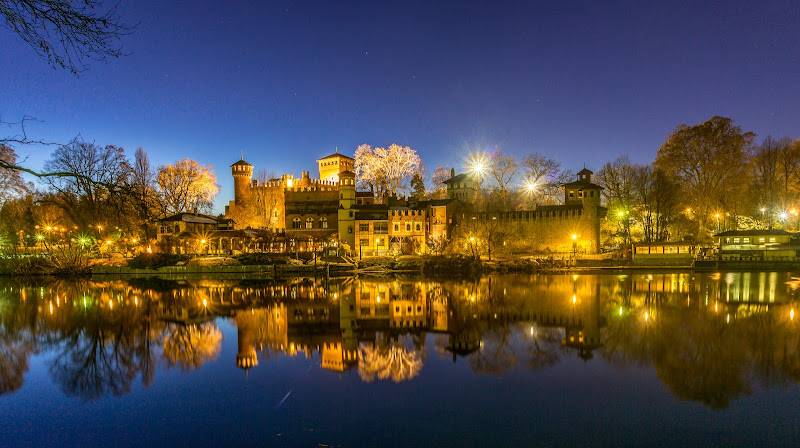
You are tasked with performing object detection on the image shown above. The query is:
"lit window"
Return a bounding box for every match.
[733,237,740,243]
[292,218,301,229]
[743,237,750,243]
[759,237,765,243]
[306,218,313,229]
[769,237,776,243]
[320,217,328,229]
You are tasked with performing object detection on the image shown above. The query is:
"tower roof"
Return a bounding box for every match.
[231,159,252,168]
[577,167,593,176]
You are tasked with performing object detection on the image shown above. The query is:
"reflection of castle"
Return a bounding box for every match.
[226,276,605,373]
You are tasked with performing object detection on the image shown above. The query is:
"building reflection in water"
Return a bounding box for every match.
[1,271,800,408]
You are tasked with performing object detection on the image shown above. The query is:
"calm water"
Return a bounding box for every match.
[2,272,800,447]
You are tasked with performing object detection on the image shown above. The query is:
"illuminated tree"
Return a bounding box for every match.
[596,155,647,245]
[0,145,32,208]
[655,116,755,234]
[486,151,518,210]
[354,143,421,198]
[157,159,219,215]
[41,138,131,228]
[521,153,571,206]
[431,164,452,199]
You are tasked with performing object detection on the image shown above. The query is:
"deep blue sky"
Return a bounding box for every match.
[2,0,799,213]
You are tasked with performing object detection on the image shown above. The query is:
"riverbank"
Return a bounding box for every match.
[4,252,799,279]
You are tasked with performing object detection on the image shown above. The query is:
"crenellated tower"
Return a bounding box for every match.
[231,158,253,206]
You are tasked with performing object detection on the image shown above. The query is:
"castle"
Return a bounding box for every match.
[225,151,605,255]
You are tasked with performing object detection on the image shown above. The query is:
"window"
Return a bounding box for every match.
[578,191,583,198]
[348,226,353,234]
[359,223,369,232]
[743,237,750,243]
[305,218,313,229]
[360,238,369,246]
[569,191,575,198]
[376,238,384,246]
[759,237,765,243]
[292,218,301,229]
[406,223,411,231]
[320,217,328,228]
[724,238,730,243]
[590,191,594,197]
[769,237,776,243]
[416,223,421,231]
[394,224,399,232]
[374,222,388,234]
[733,237,740,243]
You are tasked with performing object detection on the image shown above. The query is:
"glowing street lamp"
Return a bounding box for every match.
[467,153,489,179]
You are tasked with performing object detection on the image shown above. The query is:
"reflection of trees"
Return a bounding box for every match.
[359,334,423,383]
[0,288,39,395]
[162,322,222,371]
[652,312,750,410]
[46,301,155,401]
[602,304,752,409]
[526,325,564,371]
[468,324,516,375]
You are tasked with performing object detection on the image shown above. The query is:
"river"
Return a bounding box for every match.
[1,272,799,447]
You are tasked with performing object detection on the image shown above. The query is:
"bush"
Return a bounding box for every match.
[127,253,191,269]
[236,253,289,266]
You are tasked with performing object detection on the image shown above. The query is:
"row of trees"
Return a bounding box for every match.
[0,140,219,246]
[352,142,574,210]
[599,116,800,245]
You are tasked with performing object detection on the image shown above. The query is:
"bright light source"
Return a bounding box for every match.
[571,234,577,240]
[467,153,489,178]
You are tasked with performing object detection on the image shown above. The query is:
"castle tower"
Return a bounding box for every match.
[317,152,355,183]
[338,170,356,250]
[231,157,253,206]
[562,167,605,253]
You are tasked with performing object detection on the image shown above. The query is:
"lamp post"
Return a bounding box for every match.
[715,213,721,233]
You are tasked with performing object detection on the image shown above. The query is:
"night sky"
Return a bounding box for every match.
[3,0,799,213]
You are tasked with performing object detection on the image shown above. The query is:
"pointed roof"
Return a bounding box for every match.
[231,158,252,168]
[577,167,593,176]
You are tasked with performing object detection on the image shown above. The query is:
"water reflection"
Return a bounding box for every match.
[1,272,799,408]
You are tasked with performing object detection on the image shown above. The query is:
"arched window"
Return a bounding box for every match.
[320,217,328,229]
[306,217,314,229]
[292,218,301,229]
